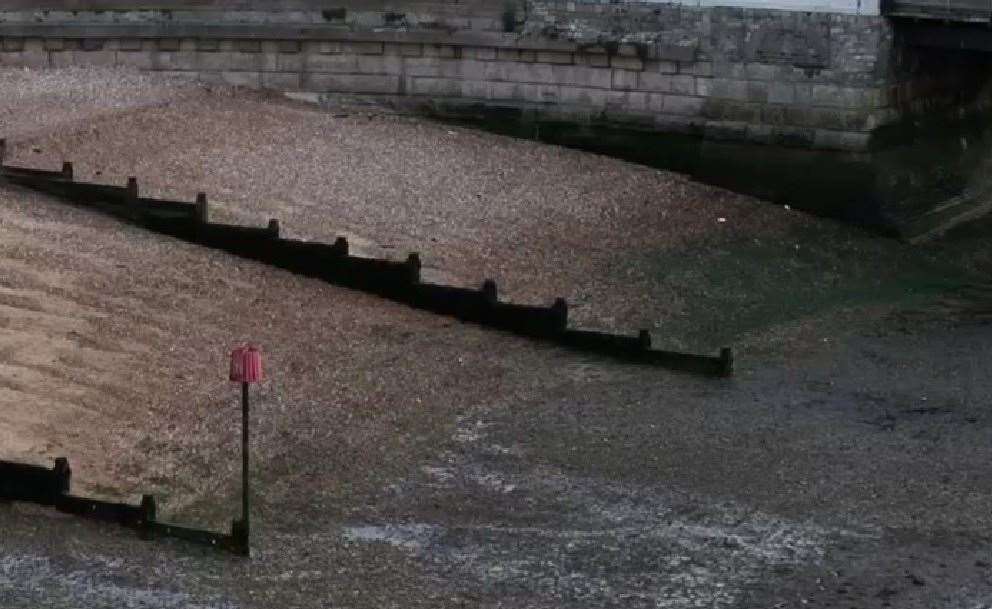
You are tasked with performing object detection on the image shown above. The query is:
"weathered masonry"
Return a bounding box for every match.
[0,2,980,152]
[1,1,991,235]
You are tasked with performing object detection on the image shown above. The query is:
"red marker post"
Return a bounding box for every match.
[229,345,262,555]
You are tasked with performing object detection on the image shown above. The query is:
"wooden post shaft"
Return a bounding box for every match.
[241,381,250,544]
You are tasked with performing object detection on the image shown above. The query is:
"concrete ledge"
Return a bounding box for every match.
[0,11,940,154]
[0,11,973,156]
[0,24,584,52]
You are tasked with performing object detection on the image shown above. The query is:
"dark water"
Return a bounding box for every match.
[426,103,992,238]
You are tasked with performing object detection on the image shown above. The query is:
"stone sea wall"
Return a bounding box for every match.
[1,2,990,235]
[1,5,981,152]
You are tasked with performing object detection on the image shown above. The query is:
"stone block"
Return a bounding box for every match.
[712,62,746,79]
[663,94,705,116]
[640,72,695,95]
[521,83,560,104]
[80,38,104,52]
[221,70,262,89]
[706,78,750,101]
[607,90,650,112]
[461,79,490,99]
[536,51,573,65]
[262,71,302,91]
[671,75,697,95]
[18,37,45,54]
[116,50,154,70]
[808,84,864,108]
[157,38,181,52]
[403,57,447,78]
[43,38,65,52]
[767,81,795,104]
[154,51,198,71]
[550,65,611,88]
[700,97,727,120]
[611,69,638,90]
[770,126,815,148]
[268,51,304,73]
[490,81,523,100]
[654,60,679,74]
[118,38,143,52]
[497,48,519,62]
[695,77,711,97]
[813,129,869,151]
[760,104,788,126]
[559,86,609,107]
[745,124,774,144]
[466,47,497,61]
[2,38,24,52]
[0,48,48,69]
[398,43,422,57]
[865,107,898,129]
[313,41,343,55]
[654,114,704,135]
[814,107,858,130]
[638,72,669,93]
[52,50,116,68]
[797,85,844,106]
[502,61,553,84]
[356,54,404,75]
[682,61,713,77]
[647,93,666,112]
[237,40,262,54]
[519,50,537,62]
[782,106,817,127]
[200,51,263,72]
[304,53,357,73]
[716,99,762,123]
[610,55,643,71]
[464,58,496,80]
[307,73,400,94]
[584,52,610,68]
[747,81,769,103]
[743,62,780,81]
[863,87,886,109]
[196,71,225,85]
[409,76,461,96]
[344,41,384,55]
[277,40,302,54]
[794,83,814,105]
[703,120,748,141]
[423,44,459,59]
[656,43,697,63]
[195,39,220,52]
[158,71,197,82]
[603,110,656,128]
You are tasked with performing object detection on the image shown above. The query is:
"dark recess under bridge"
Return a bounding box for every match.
[885,0,992,51]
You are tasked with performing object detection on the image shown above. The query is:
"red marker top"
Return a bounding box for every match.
[230,345,263,383]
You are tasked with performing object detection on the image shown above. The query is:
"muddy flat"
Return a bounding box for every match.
[0,67,989,608]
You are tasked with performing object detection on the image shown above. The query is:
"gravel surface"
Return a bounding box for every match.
[2,67,819,345]
[0,66,989,608]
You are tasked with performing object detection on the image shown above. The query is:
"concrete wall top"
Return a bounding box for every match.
[696,0,878,14]
[0,0,881,17]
